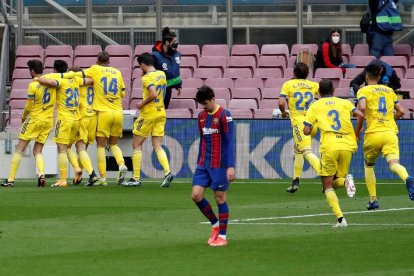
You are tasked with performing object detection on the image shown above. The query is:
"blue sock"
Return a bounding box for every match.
[218,202,229,236]
[196,198,218,225]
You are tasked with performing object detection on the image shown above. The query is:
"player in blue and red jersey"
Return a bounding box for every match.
[192,85,235,247]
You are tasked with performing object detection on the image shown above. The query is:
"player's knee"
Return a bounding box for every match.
[214,193,226,204]
[294,144,301,154]
[191,192,203,202]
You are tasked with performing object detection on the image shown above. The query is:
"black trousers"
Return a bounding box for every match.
[164,84,180,109]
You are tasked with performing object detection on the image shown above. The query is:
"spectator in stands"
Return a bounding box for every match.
[350,59,400,93]
[315,29,356,73]
[367,0,399,58]
[152,27,182,109]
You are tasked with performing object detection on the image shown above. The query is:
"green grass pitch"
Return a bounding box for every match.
[1,178,414,275]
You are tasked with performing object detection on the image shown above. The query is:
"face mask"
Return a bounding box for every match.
[332,36,340,44]
[170,42,178,50]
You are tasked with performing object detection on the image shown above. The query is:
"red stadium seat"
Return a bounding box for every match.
[228,56,256,74]
[134,45,153,56]
[172,87,197,99]
[345,68,363,79]
[198,56,227,73]
[287,56,296,68]
[399,99,414,112]
[205,78,233,90]
[73,56,97,69]
[16,45,44,60]
[166,109,192,118]
[393,68,405,79]
[182,78,203,89]
[179,45,201,61]
[353,44,369,56]
[262,87,281,99]
[254,68,283,80]
[257,56,286,71]
[231,88,261,102]
[132,78,142,90]
[380,56,408,75]
[283,68,294,78]
[259,99,278,109]
[231,44,260,63]
[314,68,343,87]
[400,79,414,89]
[9,89,27,100]
[234,78,263,91]
[261,44,289,64]
[334,88,351,98]
[110,57,132,69]
[393,44,411,63]
[105,45,132,58]
[265,78,289,89]
[14,57,36,69]
[181,56,198,72]
[213,88,232,105]
[342,44,352,62]
[223,68,252,79]
[201,44,229,57]
[12,68,32,80]
[74,45,102,57]
[228,109,253,119]
[169,99,197,111]
[130,88,143,99]
[349,56,376,68]
[338,79,352,88]
[405,69,414,79]
[180,68,193,79]
[45,45,73,59]
[254,109,274,119]
[229,98,258,110]
[193,68,222,79]
[12,79,31,90]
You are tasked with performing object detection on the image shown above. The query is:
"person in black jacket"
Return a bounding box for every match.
[151,27,182,109]
[368,0,398,57]
[350,59,400,94]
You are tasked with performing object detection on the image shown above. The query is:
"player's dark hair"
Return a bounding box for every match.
[294,62,309,79]
[366,63,381,80]
[137,53,154,66]
[97,51,110,64]
[196,85,215,103]
[319,79,334,96]
[53,60,68,73]
[69,66,82,72]
[162,27,176,44]
[27,59,43,74]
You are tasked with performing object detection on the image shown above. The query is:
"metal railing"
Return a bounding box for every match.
[0,23,9,131]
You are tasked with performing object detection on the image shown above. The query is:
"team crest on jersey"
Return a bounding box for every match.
[213,118,219,124]
[175,57,181,64]
[162,63,168,70]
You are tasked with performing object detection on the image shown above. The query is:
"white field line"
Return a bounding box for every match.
[230,222,414,226]
[200,207,414,224]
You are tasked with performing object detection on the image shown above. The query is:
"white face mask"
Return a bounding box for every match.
[332,36,340,44]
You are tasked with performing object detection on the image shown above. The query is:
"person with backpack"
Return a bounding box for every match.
[367,0,402,58]
[314,29,356,73]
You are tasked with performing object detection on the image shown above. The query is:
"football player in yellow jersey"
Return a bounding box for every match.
[76,51,127,186]
[34,60,82,187]
[304,79,363,227]
[2,60,56,187]
[355,63,414,210]
[123,53,173,187]
[279,63,321,193]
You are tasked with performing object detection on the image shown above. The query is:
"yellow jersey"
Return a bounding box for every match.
[81,65,125,111]
[304,97,357,154]
[75,76,96,118]
[280,79,319,125]
[141,70,167,117]
[43,73,79,120]
[26,80,56,121]
[357,84,399,134]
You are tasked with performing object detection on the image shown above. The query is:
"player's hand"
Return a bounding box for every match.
[281,111,289,118]
[136,101,144,110]
[227,167,235,182]
[177,88,182,96]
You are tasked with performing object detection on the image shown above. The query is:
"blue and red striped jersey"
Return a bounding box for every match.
[197,106,235,169]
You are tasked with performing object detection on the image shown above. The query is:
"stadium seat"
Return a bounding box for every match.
[74,45,102,57]
[180,68,193,79]
[8,98,27,110]
[227,56,256,74]
[228,108,253,119]
[172,87,197,99]
[405,69,414,79]
[314,68,343,87]
[259,99,278,109]
[9,89,27,100]
[132,78,143,90]
[257,56,286,71]
[213,88,232,105]
[45,45,73,59]
[229,99,258,110]
[338,79,351,88]
[210,98,227,108]
[73,56,97,69]
[105,45,132,58]
[130,88,143,99]
[231,44,260,63]
[409,56,414,69]
[309,78,321,84]
[260,44,289,64]
[254,68,283,80]
[353,44,369,56]
[205,78,233,90]
[400,79,414,89]
[14,57,35,69]
[223,68,252,79]
[44,56,73,68]
[132,68,143,80]
[231,88,261,102]
[129,98,141,110]
[290,44,318,56]
[134,45,153,57]
[182,78,203,89]
[349,56,375,68]
[12,79,31,89]
[342,44,352,62]
[334,87,350,98]
[110,57,133,70]
[169,99,197,111]
[12,68,32,80]
[198,56,227,73]
[287,56,296,68]
[345,68,363,79]
[119,68,132,83]
[181,56,198,73]
[201,44,229,57]
[393,44,411,63]
[234,78,263,91]
[380,56,408,75]
[400,99,414,112]
[192,109,204,118]
[254,109,274,119]
[393,68,405,79]
[265,77,289,88]
[179,45,201,62]
[193,68,222,79]
[262,87,281,99]
[16,45,44,61]
[166,109,192,118]
[283,68,294,78]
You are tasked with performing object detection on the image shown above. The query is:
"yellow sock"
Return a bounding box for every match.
[293,153,304,179]
[304,152,321,173]
[155,147,170,175]
[77,156,83,170]
[132,149,142,180]
[78,150,93,175]
[324,188,343,219]
[97,146,106,178]
[390,163,409,183]
[365,165,377,201]
[110,144,125,166]
[58,152,68,181]
[8,151,23,181]
[35,153,45,176]
[333,178,345,189]
[67,148,80,172]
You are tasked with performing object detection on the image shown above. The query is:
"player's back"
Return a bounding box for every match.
[141,70,167,117]
[357,84,398,133]
[75,76,95,118]
[307,96,357,153]
[83,64,125,111]
[280,79,319,122]
[27,80,56,121]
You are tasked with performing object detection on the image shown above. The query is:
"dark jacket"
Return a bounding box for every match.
[369,0,399,35]
[350,60,401,92]
[315,41,344,71]
[151,41,182,88]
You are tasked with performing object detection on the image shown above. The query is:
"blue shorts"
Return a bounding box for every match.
[192,166,229,191]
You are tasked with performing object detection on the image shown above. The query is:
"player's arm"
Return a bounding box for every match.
[303,106,316,136]
[33,77,60,87]
[222,110,235,182]
[60,71,78,79]
[352,107,364,141]
[278,96,288,118]
[136,84,157,110]
[394,102,405,120]
[355,98,366,140]
[22,95,34,122]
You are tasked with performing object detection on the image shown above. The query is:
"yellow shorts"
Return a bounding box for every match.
[79,115,97,145]
[96,110,123,138]
[69,120,80,145]
[133,115,166,137]
[19,117,53,144]
[363,131,399,164]
[53,119,75,145]
[319,150,353,177]
[292,121,312,151]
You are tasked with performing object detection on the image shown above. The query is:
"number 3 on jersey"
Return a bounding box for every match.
[101,77,118,95]
[328,110,341,131]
